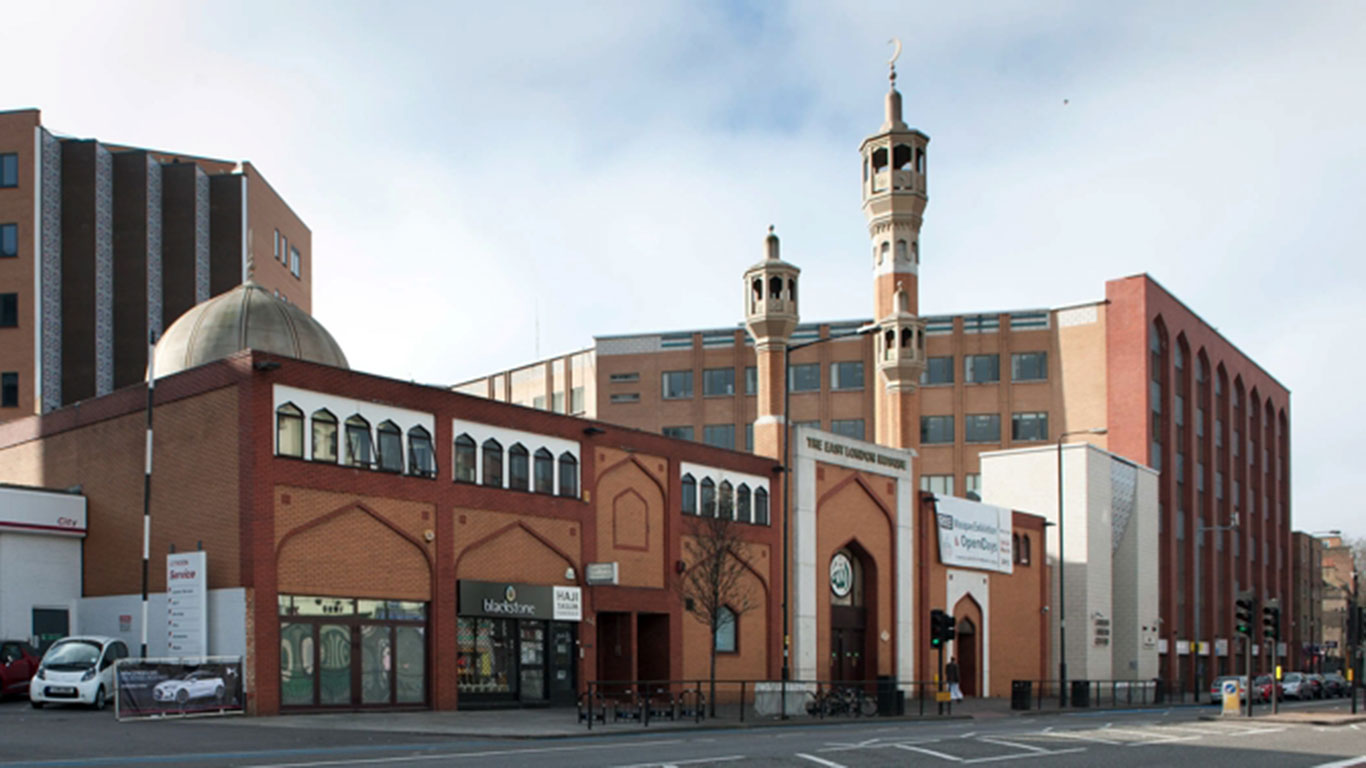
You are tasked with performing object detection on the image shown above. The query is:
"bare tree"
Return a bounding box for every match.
[677,494,758,716]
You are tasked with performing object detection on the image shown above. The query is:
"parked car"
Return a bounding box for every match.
[153,669,227,705]
[29,636,128,710]
[1323,673,1348,698]
[1209,675,1248,703]
[1253,674,1282,703]
[0,640,42,698]
[1281,672,1309,700]
[1305,673,1326,700]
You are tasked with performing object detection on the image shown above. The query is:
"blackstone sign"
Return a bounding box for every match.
[933,495,1013,574]
[458,581,583,622]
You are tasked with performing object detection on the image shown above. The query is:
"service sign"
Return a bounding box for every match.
[167,551,207,658]
[933,496,1013,574]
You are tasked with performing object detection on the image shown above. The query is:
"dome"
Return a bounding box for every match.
[151,282,348,379]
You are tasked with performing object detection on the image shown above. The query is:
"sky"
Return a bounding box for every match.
[7,1,1364,537]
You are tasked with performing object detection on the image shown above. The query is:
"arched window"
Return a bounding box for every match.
[453,434,476,483]
[681,474,697,514]
[376,421,403,473]
[1021,534,1031,565]
[408,426,435,477]
[754,487,769,525]
[508,443,529,491]
[311,409,337,463]
[276,403,303,458]
[736,484,751,523]
[751,278,762,308]
[482,438,503,487]
[345,415,373,468]
[880,241,890,264]
[718,481,733,519]
[893,144,911,170]
[700,478,716,517]
[901,327,912,348]
[915,148,925,174]
[715,606,737,653]
[558,452,579,497]
[769,276,782,300]
[788,279,796,306]
[912,241,919,263]
[883,329,894,360]
[896,240,907,261]
[1012,533,1021,564]
[534,448,554,494]
[897,290,909,313]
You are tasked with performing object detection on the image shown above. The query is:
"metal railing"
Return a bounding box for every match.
[1009,679,1167,711]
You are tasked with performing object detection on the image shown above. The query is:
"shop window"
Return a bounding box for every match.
[681,474,697,514]
[754,487,769,525]
[481,439,503,486]
[408,426,435,477]
[718,481,733,519]
[715,606,737,653]
[376,421,403,473]
[311,409,338,463]
[558,452,578,497]
[345,415,373,468]
[454,434,476,483]
[276,403,304,458]
[457,617,515,696]
[508,443,530,491]
[700,478,716,517]
[534,448,554,493]
[736,484,751,523]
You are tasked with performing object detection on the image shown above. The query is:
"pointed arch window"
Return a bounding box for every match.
[376,420,403,473]
[558,452,579,498]
[345,415,373,468]
[482,439,503,487]
[407,426,435,477]
[715,606,737,653]
[508,443,530,491]
[454,434,476,483]
[754,487,769,525]
[1021,534,1032,565]
[276,403,303,458]
[736,484,752,523]
[769,276,782,300]
[896,240,907,262]
[311,409,338,463]
[681,474,697,514]
[879,241,890,264]
[718,480,734,519]
[700,478,716,517]
[534,448,554,494]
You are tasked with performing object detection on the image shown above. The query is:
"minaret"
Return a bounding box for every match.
[862,45,929,450]
[744,226,799,460]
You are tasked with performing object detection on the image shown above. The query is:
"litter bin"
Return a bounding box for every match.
[1011,680,1033,711]
[1071,680,1091,708]
[876,675,905,716]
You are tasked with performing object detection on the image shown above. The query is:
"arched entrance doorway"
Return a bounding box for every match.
[951,595,983,697]
[829,544,876,684]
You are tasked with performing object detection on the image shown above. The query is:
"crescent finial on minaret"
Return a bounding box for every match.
[888,37,902,87]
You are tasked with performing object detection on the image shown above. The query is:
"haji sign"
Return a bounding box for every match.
[933,496,1013,574]
[166,551,207,658]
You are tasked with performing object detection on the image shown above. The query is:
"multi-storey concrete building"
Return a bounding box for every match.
[1291,531,1324,669]
[0,108,311,421]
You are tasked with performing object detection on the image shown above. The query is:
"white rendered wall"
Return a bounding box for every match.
[0,532,83,644]
[77,588,247,661]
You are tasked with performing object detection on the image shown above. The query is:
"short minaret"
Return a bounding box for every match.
[744,226,800,460]
[862,45,929,450]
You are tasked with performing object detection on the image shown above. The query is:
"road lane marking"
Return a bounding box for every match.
[1037,730,1122,745]
[608,757,746,768]
[977,737,1050,753]
[243,739,687,768]
[1310,758,1366,768]
[794,754,847,768]
[961,748,1086,764]
[894,743,965,761]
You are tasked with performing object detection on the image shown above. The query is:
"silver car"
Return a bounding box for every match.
[1280,672,1308,700]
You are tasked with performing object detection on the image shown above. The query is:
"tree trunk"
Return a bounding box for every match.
[709,629,718,718]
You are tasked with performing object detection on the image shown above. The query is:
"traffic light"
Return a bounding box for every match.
[930,609,957,647]
[1235,592,1255,637]
[1262,599,1280,642]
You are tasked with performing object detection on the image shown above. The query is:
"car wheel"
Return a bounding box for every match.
[30,700,44,709]
[176,688,189,705]
[214,685,225,703]
[93,685,106,711]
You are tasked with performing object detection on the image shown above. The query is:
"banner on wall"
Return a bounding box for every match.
[933,496,1013,574]
[115,656,244,720]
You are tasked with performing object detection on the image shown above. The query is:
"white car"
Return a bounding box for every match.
[153,669,227,705]
[30,636,128,710]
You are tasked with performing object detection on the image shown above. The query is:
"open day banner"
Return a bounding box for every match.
[934,495,1013,574]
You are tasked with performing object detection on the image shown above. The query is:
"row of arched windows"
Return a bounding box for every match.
[1012,533,1032,566]
[276,403,436,477]
[679,474,769,525]
[453,433,579,498]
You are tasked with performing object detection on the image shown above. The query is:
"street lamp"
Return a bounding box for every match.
[780,322,877,690]
[1195,512,1240,700]
[1057,426,1106,707]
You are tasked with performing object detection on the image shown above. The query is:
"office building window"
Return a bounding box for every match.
[789,363,820,392]
[920,474,954,496]
[1011,351,1047,381]
[795,420,821,431]
[964,354,1000,384]
[965,473,981,497]
[830,361,864,390]
[703,424,735,450]
[532,395,546,410]
[0,223,16,258]
[290,246,301,277]
[662,425,694,441]
[609,393,640,404]
[0,154,16,188]
[273,229,280,260]
[921,356,954,385]
[703,367,735,397]
[662,370,693,399]
[831,419,865,440]
[745,423,753,452]
[965,413,1001,443]
[311,410,338,462]
[921,415,954,444]
[0,372,16,408]
[1012,412,1049,442]
[609,372,639,383]
[745,366,757,395]
[570,386,585,414]
[0,293,17,327]
[281,235,288,266]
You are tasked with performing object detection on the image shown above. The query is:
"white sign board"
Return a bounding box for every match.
[552,586,582,621]
[166,552,207,658]
[584,562,619,586]
[933,496,1013,574]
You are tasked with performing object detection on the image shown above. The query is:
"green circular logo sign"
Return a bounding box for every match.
[830,553,853,598]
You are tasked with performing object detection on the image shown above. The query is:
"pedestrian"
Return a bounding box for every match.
[947,656,963,701]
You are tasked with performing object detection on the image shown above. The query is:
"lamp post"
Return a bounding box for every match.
[780,322,877,691]
[1194,512,1240,700]
[1057,426,1106,707]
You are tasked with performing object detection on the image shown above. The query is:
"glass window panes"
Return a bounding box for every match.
[457,617,514,695]
[965,474,982,497]
[681,474,697,514]
[1,372,16,408]
[395,625,425,703]
[830,361,864,390]
[508,444,530,490]
[345,416,373,467]
[921,356,954,385]
[482,439,503,486]
[965,413,1001,443]
[0,154,16,188]
[377,421,403,472]
[290,246,301,277]
[311,410,338,462]
[920,474,954,496]
[703,424,735,450]
[700,478,716,516]
[408,426,435,477]
[662,425,694,441]
[703,368,735,396]
[534,448,554,493]
[745,423,753,452]
[1011,351,1047,381]
[920,415,954,444]
[558,452,578,497]
[0,223,16,258]
[1011,412,1048,442]
[745,366,757,395]
[662,370,693,399]
[715,607,737,653]
[361,625,391,704]
[279,622,315,706]
[570,386,585,414]
[319,624,352,705]
[0,293,15,327]
[454,434,476,482]
[736,484,751,523]
[831,419,865,440]
[789,363,820,392]
[754,487,769,525]
[964,354,1000,384]
[276,403,303,457]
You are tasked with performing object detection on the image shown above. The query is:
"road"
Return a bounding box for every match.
[1,698,1363,768]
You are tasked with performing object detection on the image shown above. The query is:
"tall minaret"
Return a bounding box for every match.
[744,226,800,461]
[862,42,929,450]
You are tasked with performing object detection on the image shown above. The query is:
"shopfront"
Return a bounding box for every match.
[457,581,582,707]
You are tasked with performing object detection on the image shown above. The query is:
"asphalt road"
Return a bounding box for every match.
[1,698,1364,768]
